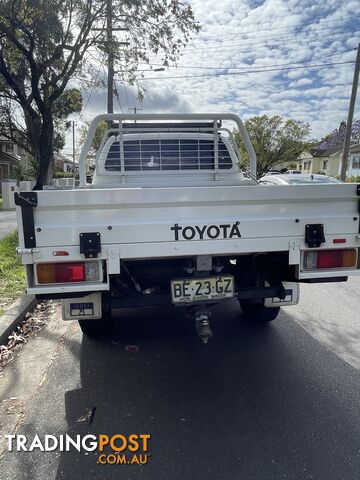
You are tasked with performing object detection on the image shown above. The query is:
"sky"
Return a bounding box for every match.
[66,0,360,154]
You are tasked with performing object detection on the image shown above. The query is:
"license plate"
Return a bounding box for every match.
[70,302,94,316]
[171,276,234,304]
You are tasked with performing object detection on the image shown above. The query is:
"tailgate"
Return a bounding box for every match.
[15,183,360,293]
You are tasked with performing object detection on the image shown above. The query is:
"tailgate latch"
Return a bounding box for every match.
[305,224,325,248]
[80,232,101,258]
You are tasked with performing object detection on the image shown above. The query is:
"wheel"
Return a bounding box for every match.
[239,300,280,323]
[78,318,109,338]
[78,302,112,339]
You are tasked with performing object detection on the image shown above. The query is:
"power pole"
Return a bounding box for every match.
[72,121,76,183]
[106,0,114,114]
[340,43,360,181]
[128,106,143,123]
[94,1,129,114]
[128,106,143,114]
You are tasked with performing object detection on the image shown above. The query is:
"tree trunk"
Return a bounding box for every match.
[31,112,55,190]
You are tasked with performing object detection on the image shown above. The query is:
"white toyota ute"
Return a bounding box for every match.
[15,113,360,343]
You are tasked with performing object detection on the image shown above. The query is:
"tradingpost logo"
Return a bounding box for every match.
[5,433,151,465]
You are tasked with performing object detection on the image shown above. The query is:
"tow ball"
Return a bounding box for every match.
[195,311,212,344]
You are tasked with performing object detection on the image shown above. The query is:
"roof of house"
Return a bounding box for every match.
[54,152,71,162]
[0,150,21,164]
[308,142,360,158]
[54,152,78,165]
[349,143,360,153]
[309,145,343,157]
[0,136,13,143]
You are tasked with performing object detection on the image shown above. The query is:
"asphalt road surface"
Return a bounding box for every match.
[1,277,360,480]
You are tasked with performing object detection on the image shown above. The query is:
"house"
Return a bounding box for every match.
[297,146,342,176]
[297,144,360,179]
[54,152,78,173]
[345,144,360,178]
[0,136,27,182]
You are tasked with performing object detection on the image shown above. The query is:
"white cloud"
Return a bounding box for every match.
[67,0,360,153]
[289,78,313,87]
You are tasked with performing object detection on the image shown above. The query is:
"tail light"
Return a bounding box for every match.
[37,261,100,284]
[304,249,357,270]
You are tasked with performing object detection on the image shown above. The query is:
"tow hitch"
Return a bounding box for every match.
[195,311,212,344]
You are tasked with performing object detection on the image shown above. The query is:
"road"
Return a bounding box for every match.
[0,210,17,239]
[1,277,360,479]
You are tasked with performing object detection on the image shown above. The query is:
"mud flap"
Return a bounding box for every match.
[62,293,102,320]
[264,282,299,307]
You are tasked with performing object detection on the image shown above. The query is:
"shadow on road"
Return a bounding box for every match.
[55,302,360,480]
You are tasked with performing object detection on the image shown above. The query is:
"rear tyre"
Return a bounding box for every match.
[78,319,108,338]
[239,300,280,324]
[78,302,112,339]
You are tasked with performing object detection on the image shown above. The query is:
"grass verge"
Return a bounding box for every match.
[0,231,26,315]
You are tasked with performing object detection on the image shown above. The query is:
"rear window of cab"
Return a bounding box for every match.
[104,139,233,171]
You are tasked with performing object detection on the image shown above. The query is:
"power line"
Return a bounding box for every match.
[165,30,359,55]
[188,15,360,41]
[122,84,132,109]
[190,22,360,46]
[143,33,359,63]
[130,87,139,108]
[82,44,357,89]
[134,48,355,72]
[76,76,100,121]
[77,88,95,120]
[75,60,108,122]
[134,60,355,81]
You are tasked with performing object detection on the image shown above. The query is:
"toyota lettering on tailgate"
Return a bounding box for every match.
[171,222,241,241]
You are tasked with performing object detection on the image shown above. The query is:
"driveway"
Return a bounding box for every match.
[0,210,17,239]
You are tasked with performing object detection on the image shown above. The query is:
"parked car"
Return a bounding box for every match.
[15,114,359,344]
[259,173,342,185]
[266,169,282,175]
[285,169,302,174]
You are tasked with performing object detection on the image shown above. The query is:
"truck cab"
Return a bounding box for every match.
[92,126,254,188]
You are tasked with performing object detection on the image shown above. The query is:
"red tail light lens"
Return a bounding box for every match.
[37,262,85,284]
[304,249,357,270]
[317,251,342,268]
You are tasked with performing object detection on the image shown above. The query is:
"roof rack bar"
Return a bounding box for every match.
[119,121,222,130]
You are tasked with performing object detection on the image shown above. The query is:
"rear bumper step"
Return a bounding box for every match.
[37,285,291,306]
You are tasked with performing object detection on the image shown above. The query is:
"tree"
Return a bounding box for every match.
[235,115,311,178]
[79,120,108,156]
[52,88,83,152]
[0,86,82,159]
[12,156,39,184]
[0,0,199,189]
[318,120,360,149]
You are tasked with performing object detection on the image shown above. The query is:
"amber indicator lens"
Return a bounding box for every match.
[37,262,86,284]
[304,249,357,270]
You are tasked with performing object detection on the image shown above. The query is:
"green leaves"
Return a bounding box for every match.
[79,120,108,156]
[53,88,82,151]
[12,156,39,182]
[235,115,311,178]
[0,0,200,188]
